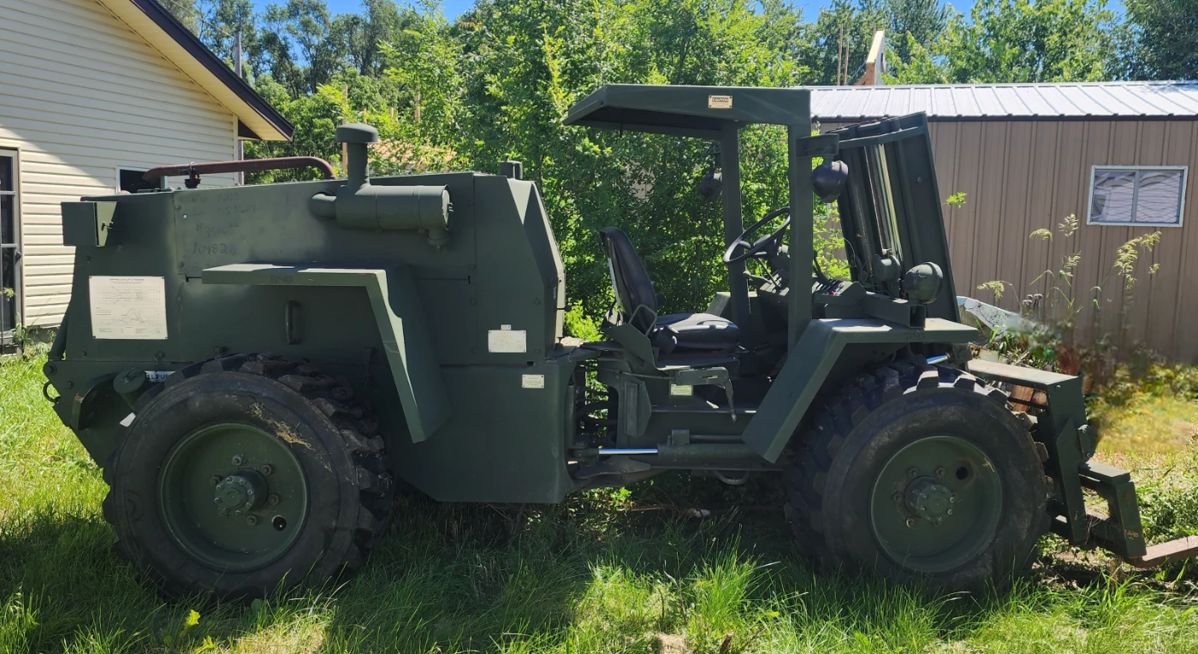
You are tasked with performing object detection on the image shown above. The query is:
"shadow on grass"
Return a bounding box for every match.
[3,475,1196,653]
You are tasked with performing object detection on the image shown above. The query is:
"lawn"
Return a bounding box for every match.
[2,353,1198,654]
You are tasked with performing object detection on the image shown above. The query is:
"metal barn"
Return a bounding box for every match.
[808,82,1198,361]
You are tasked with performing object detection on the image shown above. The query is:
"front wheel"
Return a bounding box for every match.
[785,362,1048,592]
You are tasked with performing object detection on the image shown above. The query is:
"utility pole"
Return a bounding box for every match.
[234,30,244,185]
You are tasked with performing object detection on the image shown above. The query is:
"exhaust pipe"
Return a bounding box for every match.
[309,123,451,248]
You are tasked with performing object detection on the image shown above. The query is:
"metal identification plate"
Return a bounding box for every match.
[708,95,733,109]
[521,373,545,389]
[88,276,168,340]
[487,324,527,353]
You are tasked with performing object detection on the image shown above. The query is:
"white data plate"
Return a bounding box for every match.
[488,325,527,353]
[89,276,168,340]
[521,373,545,389]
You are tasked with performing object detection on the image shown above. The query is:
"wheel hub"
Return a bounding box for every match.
[870,435,1003,574]
[159,422,308,571]
[213,471,267,516]
[904,477,955,525]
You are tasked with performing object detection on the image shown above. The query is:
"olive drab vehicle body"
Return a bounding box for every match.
[44,85,1198,597]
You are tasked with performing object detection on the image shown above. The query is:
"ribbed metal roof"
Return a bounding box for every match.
[804,81,1198,122]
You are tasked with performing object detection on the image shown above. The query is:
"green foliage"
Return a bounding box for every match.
[976,280,1009,301]
[151,0,1165,327]
[448,0,807,317]
[889,0,1118,83]
[1116,0,1198,81]
[160,0,201,32]
[885,0,950,64]
[564,303,602,341]
[1113,231,1161,292]
[979,214,1163,379]
[195,0,256,70]
[807,0,887,85]
[1093,359,1198,412]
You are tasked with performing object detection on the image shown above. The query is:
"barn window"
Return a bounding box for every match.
[1087,166,1187,227]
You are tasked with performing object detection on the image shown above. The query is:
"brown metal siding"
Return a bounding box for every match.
[925,119,1197,362]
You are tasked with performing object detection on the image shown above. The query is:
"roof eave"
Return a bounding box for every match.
[97,0,293,142]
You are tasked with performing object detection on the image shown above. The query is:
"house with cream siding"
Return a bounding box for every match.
[0,0,292,342]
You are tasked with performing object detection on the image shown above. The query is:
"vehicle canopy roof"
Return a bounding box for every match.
[564,84,810,138]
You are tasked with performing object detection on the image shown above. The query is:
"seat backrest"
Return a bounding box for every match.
[598,227,658,332]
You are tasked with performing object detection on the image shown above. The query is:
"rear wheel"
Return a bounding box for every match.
[785,362,1048,591]
[103,354,393,599]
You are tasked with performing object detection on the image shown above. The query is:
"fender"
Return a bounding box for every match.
[742,317,977,462]
[202,263,449,442]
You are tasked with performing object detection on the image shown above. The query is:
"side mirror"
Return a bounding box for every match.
[811,160,849,203]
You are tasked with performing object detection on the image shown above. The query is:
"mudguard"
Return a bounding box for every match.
[202,263,449,442]
[743,317,977,462]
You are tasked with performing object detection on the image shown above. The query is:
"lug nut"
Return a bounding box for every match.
[211,475,222,485]
[906,518,916,528]
[892,492,902,503]
[267,494,280,507]
[260,464,273,476]
[907,467,920,480]
[246,515,258,526]
[213,496,224,504]
[934,466,945,478]
[946,509,954,516]
[232,455,244,466]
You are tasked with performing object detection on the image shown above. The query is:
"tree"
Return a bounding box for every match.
[160,0,200,32]
[804,0,888,85]
[449,0,803,316]
[889,0,1117,84]
[334,0,409,77]
[885,0,949,64]
[195,0,258,72]
[223,0,1134,325]
[1116,0,1198,80]
[940,0,1116,83]
[263,0,344,93]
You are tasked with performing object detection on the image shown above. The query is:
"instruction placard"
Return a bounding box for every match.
[89,276,168,340]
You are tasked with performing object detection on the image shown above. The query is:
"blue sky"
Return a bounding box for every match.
[250,0,1124,22]
[253,0,979,22]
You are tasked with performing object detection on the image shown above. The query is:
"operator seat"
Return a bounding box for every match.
[599,227,739,354]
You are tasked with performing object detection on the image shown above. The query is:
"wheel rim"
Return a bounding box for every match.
[159,422,308,572]
[869,435,1003,574]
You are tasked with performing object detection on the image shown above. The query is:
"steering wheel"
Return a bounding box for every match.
[722,206,791,265]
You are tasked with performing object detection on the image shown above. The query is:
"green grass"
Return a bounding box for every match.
[3,354,1198,653]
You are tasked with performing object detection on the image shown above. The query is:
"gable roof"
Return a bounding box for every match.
[803,81,1198,123]
[96,0,292,141]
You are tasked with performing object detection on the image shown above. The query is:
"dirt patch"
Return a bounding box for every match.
[654,633,690,654]
[1037,549,1198,601]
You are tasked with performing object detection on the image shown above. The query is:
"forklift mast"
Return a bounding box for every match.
[828,113,959,321]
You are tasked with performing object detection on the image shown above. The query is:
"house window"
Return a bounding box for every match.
[118,168,160,193]
[1,151,19,336]
[1087,166,1187,227]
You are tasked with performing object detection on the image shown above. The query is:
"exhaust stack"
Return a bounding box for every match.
[310,123,451,248]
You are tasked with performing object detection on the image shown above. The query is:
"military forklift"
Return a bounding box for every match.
[44,84,1198,598]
